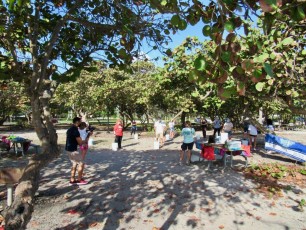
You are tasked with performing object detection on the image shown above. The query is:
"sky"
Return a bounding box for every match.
[142,23,206,67]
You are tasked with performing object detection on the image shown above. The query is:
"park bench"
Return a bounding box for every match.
[0,167,25,206]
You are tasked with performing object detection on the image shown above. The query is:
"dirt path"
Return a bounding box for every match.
[0,129,305,230]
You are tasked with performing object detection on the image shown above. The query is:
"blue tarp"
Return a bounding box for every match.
[265,134,306,162]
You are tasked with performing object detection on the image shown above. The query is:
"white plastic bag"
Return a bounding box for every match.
[88,138,94,146]
[154,141,159,149]
[112,142,118,151]
[134,133,139,140]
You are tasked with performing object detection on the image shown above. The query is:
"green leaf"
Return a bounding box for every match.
[224,21,234,32]
[9,0,15,10]
[188,69,199,81]
[161,0,167,6]
[170,15,180,26]
[281,37,294,46]
[191,91,199,97]
[263,63,274,77]
[221,51,231,62]
[221,86,236,98]
[253,68,262,78]
[194,57,206,71]
[202,25,211,37]
[254,53,269,63]
[255,82,265,92]
[178,19,187,30]
[302,50,306,56]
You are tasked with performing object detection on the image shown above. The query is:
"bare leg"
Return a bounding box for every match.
[253,137,257,149]
[249,135,253,149]
[70,164,77,182]
[77,163,85,181]
[81,150,87,161]
[187,150,191,163]
[180,150,184,162]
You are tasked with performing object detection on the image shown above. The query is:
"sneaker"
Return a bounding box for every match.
[179,161,183,166]
[76,179,88,185]
[69,180,77,185]
[186,160,191,166]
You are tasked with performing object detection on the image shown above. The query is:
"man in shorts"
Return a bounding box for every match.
[154,118,166,146]
[66,117,88,185]
[179,121,195,165]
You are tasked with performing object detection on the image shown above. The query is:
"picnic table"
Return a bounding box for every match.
[0,136,38,156]
[196,142,251,170]
[10,137,32,156]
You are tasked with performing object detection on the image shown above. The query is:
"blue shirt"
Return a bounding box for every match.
[181,127,195,143]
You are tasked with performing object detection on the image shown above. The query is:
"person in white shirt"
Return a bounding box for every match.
[154,118,166,146]
[223,118,233,139]
[168,120,175,139]
[248,123,258,150]
[78,122,89,160]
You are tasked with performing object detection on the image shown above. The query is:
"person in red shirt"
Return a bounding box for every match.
[113,119,124,149]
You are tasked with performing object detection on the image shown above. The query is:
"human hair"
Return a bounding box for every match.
[79,122,87,129]
[185,121,191,127]
[73,117,81,124]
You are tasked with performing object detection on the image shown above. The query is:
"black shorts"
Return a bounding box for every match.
[181,142,194,151]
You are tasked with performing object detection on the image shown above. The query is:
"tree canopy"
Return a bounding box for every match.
[0,0,305,229]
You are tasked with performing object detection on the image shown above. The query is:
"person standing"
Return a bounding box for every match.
[168,119,175,139]
[131,120,137,136]
[154,118,166,146]
[114,119,124,149]
[248,122,258,150]
[213,116,222,137]
[223,118,234,139]
[66,117,88,185]
[78,122,90,160]
[179,121,195,165]
[201,118,208,139]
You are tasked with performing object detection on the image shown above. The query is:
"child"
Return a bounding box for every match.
[179,121,195,165]
[79,122,89,160]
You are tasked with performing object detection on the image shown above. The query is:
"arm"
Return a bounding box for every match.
[76,136,83,145]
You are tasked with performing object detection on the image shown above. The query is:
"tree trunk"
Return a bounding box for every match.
[0,116,8,125]
[181,112,186,127]
[4,92,60,229]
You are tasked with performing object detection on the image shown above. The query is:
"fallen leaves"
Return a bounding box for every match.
[153,208,160,213]
[67,209,79,215]
[269,212,277,216]
[188,216,200,222]
[219,225,225,229]
[143,219,153,223]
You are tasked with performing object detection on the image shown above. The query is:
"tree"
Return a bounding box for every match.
[98,61,158,127]
[0,1,176,228]
[0,81,29,125]
[1,0,305,228]
[52,62,107,120]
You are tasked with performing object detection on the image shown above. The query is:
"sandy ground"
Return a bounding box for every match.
[0,129,306,230]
